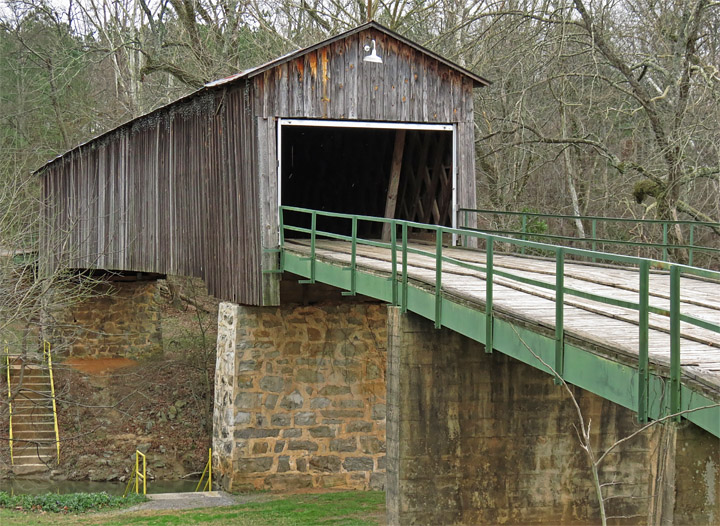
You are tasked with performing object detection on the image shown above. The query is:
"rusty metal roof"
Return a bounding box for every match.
[37,21,489,172]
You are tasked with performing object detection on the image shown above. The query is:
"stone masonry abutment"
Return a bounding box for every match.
[213,299,387,491]
[50,277,163,358]
[385,307,719,525]
[212,296,718,523]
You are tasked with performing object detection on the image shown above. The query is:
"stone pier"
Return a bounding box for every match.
[213,300,388,491]
[385,307,719,525]
[50,276,163,358]
[212,298,718,523]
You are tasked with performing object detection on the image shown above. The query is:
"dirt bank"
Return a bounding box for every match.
[0,277,218,483]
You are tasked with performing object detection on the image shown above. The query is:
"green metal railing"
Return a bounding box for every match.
[458,208,720,268]
[279,206,720,428]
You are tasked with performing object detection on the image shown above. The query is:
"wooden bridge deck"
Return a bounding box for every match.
[285,239,720,400]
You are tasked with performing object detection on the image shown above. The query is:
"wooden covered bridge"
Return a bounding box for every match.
[38,22,719,525]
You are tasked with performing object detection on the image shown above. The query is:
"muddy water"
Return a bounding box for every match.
[0,478,199,495]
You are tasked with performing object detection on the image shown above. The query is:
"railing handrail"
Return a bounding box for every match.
[42,341,60,465]
[124,449,147,497]
[457,207,720,267]
[195,447,212,492]
[4,343,13,466]
[279,206,720,426]
[458,207,720,228]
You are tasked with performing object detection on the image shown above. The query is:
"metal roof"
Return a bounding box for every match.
[37,21,489,172]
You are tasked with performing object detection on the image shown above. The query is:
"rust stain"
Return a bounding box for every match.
[321,48,329,118]
[309,53,317,78]
[296,58,304,79]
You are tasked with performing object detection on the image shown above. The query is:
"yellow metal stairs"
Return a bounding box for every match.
[6,353,60,475]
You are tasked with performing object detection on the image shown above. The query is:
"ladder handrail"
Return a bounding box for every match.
[4,343,13,465]
[42,341,61,464]
[123,449,147,497]
[195,447,212,492]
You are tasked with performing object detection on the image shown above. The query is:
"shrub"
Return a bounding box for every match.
[0,491,146,513]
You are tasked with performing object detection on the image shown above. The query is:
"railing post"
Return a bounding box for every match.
[485,237,494,353]
[391,222,398,305]
[135,452,140,494]
[554,248,565,383]
[591,219,597,263]
[670,265,681,420]
[43,341,60,464]
[435,228,442,329]
[310,211,317,283]
[520,214,527,255]
[662,222,669,262]
[638,261,650,423]
[4,342,12,465]
[342,216,358,296]
[279,207,285,270]
[401,223,408,313]
[463,211,469,248]
[688,224,694,267]
[208,447,212,491]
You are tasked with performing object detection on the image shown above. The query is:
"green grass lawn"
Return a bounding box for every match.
[0,491,386,526]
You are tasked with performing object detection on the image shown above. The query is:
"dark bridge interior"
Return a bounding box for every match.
[280,125,453,239]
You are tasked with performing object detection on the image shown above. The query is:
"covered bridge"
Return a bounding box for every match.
[39,21,489,305]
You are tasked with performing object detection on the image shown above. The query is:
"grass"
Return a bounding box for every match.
[0,490,386,526]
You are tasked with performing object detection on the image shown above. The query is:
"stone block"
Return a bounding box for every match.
[309,455,342,472]
[309,426,336,438]
[335,399,364,409]
[330,438,357,452]
[259,376,285,392]
[277,456,290,473]
[360,436,385,454]
[234,428,280,439]
[234,412,251,425]
[280,390,304,410]
[296,369,325,383]
[288,440,319,452]
[282,428,302,438]
[346,421,373,433]
[319,385,351,396]
[310,397,332,409]
[329,406,369,419]
[320,474,348,488]
[343,457,374,471]
[274,441,285,453]
[265,474,313,491]
[236,457,273,473]
[237,360,259,372]
[372,404,386,420]
[235,393,262,410]
[271,414,291,427]
[294,412,316,426]
[369,472,386,490]
[264,394,279,410]
[252,442,269,454]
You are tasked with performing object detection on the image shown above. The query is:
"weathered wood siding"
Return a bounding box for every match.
[253,28,477,304]
[42,87,263,305]
[41,25,481,307]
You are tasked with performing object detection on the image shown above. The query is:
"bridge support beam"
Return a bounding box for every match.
[385,307,719,525]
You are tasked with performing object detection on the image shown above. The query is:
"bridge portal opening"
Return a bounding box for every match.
[279,120,455,239]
